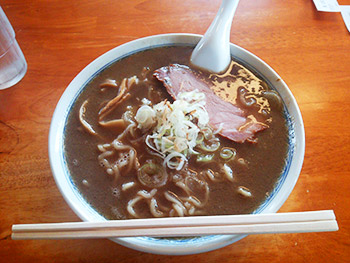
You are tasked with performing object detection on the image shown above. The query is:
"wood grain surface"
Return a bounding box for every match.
[0,0,349,262]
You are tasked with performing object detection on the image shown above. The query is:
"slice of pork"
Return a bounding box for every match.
[153,64,267,143]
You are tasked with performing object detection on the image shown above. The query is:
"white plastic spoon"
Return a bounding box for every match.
[190,0,240,73]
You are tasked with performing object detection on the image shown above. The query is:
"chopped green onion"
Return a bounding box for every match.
[141,162,158,175]
[196,154,214,162]
[220,147,236,160]
[138,161,168,188]
[196,133,204,144]
[202,127,213,140]
[200,139,220,152]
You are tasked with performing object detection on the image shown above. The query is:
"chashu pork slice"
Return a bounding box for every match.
[153,64,268,143]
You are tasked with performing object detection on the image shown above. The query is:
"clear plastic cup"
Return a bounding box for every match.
[0,6,27,90]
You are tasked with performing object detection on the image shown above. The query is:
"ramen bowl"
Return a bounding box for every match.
[49,33,305,255]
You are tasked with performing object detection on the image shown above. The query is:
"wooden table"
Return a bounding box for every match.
[1,0,349,262]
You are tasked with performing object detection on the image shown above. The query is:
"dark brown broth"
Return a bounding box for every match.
[64,46,289,219]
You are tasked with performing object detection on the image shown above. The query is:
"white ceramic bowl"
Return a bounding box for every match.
[49,33,305,255]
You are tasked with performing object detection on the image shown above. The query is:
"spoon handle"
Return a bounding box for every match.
[191,0,240,73]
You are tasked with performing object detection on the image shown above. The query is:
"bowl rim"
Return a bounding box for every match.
[49,33,305,255]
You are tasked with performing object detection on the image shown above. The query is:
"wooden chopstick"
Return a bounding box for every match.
[11,210,338,240]
[13,210,336,231]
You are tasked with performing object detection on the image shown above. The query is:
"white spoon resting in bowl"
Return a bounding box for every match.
[191,0,240,73]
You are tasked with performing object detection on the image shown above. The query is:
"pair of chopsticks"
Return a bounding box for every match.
[11,210,338,240]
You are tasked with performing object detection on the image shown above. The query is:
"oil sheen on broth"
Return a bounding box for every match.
[64,46,289,219]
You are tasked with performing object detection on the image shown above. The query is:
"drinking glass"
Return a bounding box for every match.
[0,6,27,90]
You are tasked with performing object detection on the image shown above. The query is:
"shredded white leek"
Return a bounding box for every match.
[135,105,155,131]
[135,90,212,170]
